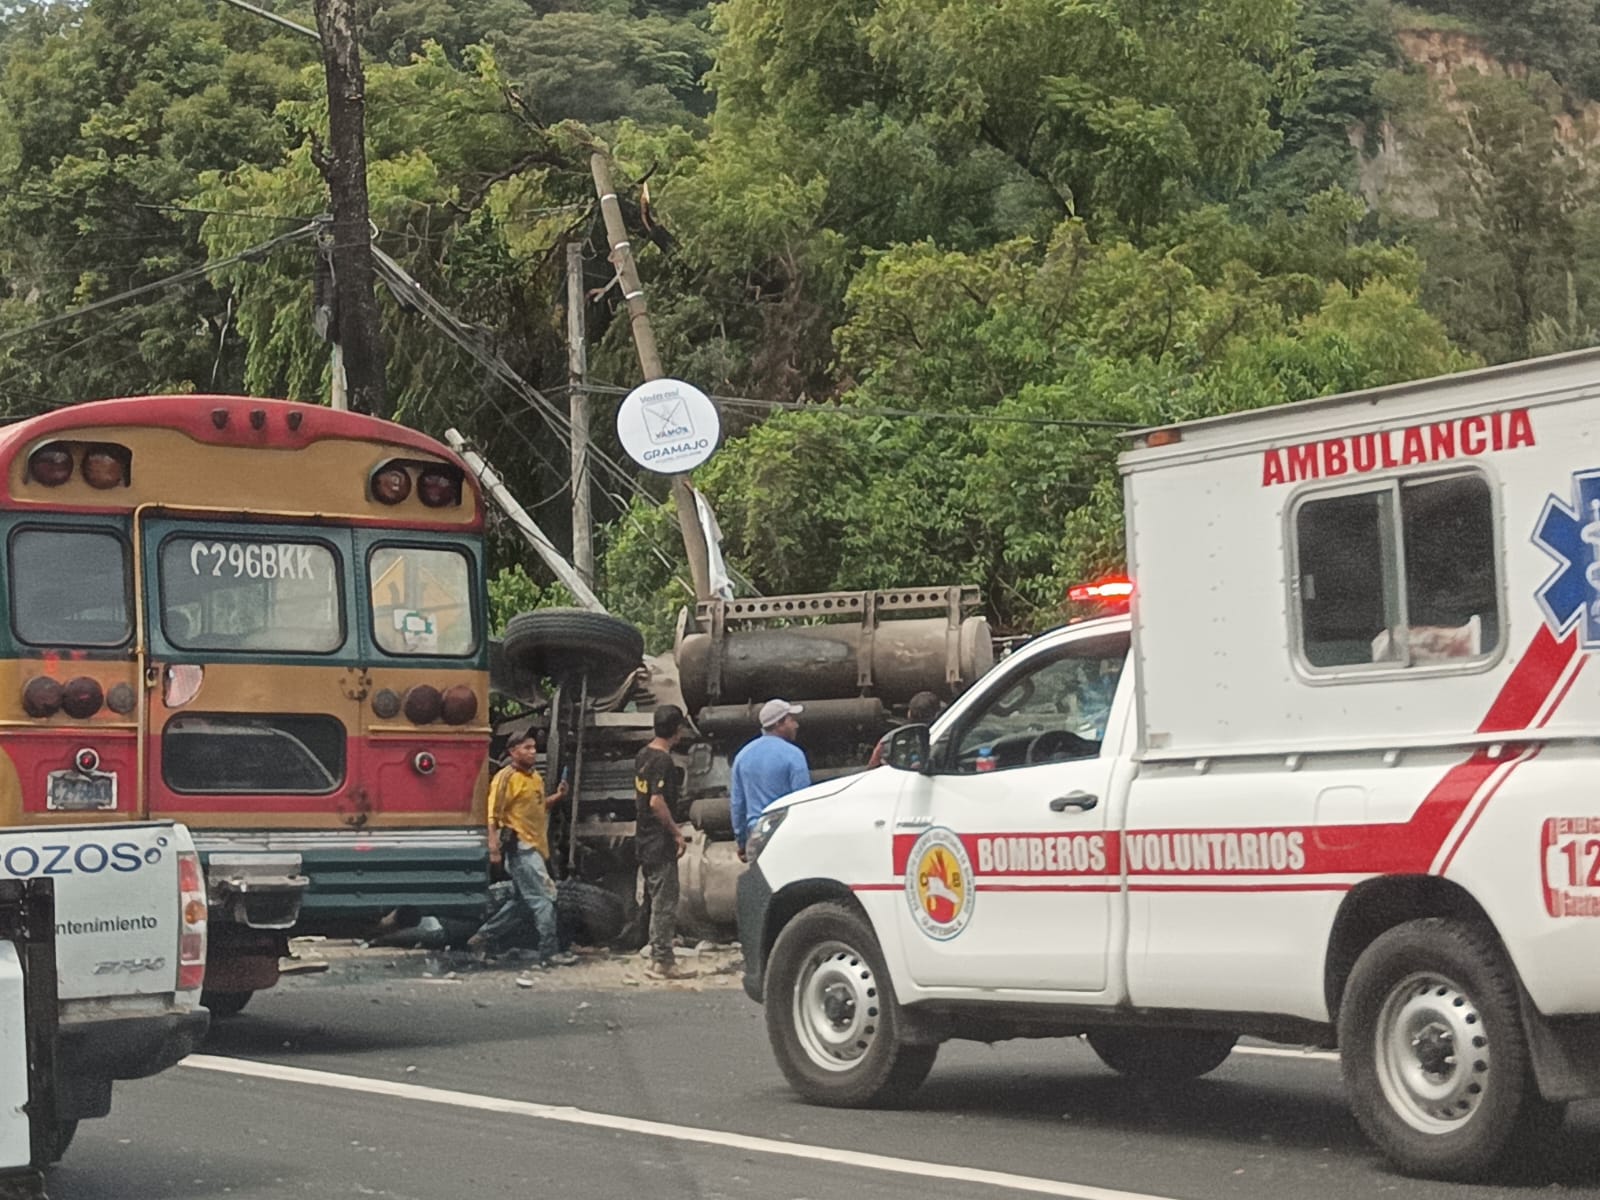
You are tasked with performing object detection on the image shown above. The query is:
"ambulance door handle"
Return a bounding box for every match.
[1049,791,1098,813]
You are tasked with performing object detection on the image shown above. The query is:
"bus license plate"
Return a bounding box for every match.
[46,770,117,812]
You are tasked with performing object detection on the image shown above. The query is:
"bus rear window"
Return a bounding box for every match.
[10,528,131,647]
[162,713,345,794]
[160,537,343,654]
[368,545,477,657]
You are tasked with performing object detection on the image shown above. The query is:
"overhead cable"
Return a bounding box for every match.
[0,224,318,347]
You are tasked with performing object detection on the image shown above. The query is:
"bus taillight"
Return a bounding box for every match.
[27,444,72,486]
[60,677,104,720]
[417,468,461,508]
[403,685,443,724]
[81,444,130,489]
[371,464,412,505]
[441,685,478,725]
[21,677,62,718]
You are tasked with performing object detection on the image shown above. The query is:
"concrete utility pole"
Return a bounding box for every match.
[588,152,713,602]
[312,0,387,419]
[566,243,595,590]
[444,431,606,612]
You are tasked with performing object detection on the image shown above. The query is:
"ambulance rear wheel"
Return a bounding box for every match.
[1338,917,1560,1180]
[1085,1028,1237,1081]
[765,902,937,1107]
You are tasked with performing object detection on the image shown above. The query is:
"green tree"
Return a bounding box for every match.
[1238,0,1400,218]
[197,42,601,536]
[608,203,1465,635]
[1380,65,1595,360]
[1429,0,1600,98]
[0,0,316,411]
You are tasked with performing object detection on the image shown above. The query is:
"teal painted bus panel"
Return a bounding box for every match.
[202,846,491,923]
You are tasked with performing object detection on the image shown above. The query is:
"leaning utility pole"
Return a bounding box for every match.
[589,153,713,602]
[312,0,387,419]
[566,243,595,590]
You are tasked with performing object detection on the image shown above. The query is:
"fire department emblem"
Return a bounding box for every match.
[1534,468,1600,647]
[904,827,974,941]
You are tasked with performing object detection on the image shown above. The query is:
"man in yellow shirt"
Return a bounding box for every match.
[467,731,576,966]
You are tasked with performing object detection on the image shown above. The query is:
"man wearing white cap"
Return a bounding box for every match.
[730,699,812,859]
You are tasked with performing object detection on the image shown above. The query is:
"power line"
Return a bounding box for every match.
[370,247,660,508]
[215,0,320,41]
[582,381,1143,430]
[0,224,317,347]
[367,246,706,591]
[135,201,318,223]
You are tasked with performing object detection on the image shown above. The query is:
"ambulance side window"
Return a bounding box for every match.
[1293,471,1499,673]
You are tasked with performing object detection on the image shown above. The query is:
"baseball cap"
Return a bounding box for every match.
[759,698,804,728]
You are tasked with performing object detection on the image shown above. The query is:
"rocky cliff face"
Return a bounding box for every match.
[1355,22,1599,212]
[1394,27,1524,86]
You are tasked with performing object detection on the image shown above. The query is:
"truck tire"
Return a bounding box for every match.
[764,902,937,1107]
[1337,917,1563,1180]
[1085,1028,1237,1082]
[557,879,627,946]
[502,609,644,689]
[202,989,253,1020]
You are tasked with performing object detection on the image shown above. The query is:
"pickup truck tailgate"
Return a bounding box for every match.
[1,824,180,1000]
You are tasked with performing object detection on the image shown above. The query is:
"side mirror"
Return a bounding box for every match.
[884,724,932,773]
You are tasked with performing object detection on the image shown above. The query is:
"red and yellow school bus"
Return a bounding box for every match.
[0,395,490,1006]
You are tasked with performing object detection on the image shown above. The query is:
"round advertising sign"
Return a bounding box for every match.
[615,378,721,474]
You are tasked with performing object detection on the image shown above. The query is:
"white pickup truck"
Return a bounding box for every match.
[0,820,209,1162]
[738,348,1600,1180]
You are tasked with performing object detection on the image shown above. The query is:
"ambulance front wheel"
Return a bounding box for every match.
[765,902,938,1107]
[1338,917,1564,1180]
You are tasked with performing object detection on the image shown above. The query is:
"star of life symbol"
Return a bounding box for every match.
[1533,468,1600,647]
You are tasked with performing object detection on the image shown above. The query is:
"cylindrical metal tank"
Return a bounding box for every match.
[695,697,890,741]
[676,834,743,935]
[677,615,992,712]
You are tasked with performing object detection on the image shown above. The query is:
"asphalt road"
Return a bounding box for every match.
[42,955,1600,1200]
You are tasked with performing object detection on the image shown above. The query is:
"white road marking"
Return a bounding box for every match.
[1233,1045,1339,1063]
[182,1054,1181,1200]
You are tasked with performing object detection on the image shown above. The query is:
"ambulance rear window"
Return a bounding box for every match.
[1292,472,1499,673]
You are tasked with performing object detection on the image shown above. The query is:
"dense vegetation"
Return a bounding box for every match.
[1,0,1597,640]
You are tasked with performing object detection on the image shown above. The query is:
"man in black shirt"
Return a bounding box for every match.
[634,704,689,979]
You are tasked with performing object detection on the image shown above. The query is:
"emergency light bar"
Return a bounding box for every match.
[1068,576,1133,604]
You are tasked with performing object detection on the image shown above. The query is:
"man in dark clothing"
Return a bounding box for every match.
[867,690,944,769]
[634,704,690,979]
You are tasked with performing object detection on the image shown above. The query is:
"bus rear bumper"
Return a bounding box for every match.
[194,830,489,924]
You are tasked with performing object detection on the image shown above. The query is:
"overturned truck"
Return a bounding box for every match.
[490,587,994,943]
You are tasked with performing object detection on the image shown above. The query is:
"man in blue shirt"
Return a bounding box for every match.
[731,698,812,859]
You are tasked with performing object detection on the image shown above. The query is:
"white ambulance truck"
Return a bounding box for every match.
[736,349,1600,1180]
